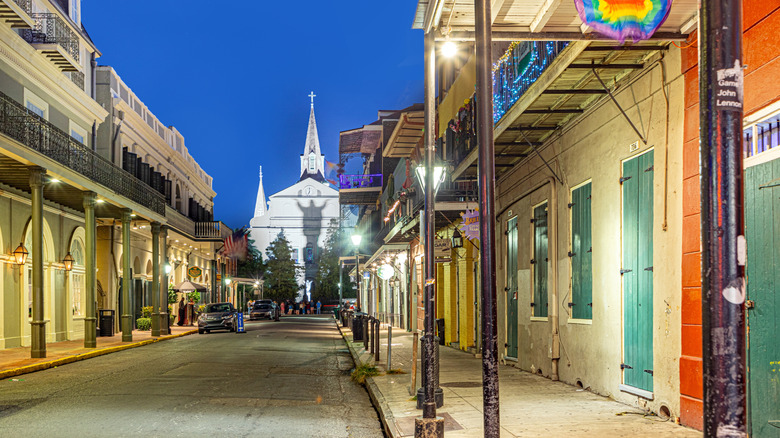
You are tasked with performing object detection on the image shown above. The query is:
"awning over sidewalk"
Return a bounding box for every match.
[173,281,208,292]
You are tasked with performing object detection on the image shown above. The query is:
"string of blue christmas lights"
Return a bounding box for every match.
[492,41,569,123]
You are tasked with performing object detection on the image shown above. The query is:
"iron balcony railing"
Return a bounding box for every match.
[68,71,84,91]
[493,41,569,123]
[339,174,383,190]
[0,90,166,215]
[20,12,80,63]
[8,0,33,15]
[195,221,231,240]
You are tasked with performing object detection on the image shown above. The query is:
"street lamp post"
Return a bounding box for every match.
[415,29,444,437]
[351,234,362,311]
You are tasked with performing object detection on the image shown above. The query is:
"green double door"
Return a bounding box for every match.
[621,151,654,393]
[745,158,780,437]
[506,216,518,358]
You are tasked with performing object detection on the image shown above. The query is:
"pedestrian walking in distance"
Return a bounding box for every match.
[177,296,186,326]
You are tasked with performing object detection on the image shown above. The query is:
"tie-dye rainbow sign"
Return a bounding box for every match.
[574,0,672,42]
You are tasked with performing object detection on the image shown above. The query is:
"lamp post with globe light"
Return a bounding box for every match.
[351,234,362,311]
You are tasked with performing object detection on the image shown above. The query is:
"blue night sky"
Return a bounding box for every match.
[83,1,423,230]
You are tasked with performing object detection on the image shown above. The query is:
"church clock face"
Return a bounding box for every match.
[304,186,313,196]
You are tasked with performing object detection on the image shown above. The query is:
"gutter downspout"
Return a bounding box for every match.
[495,176,560,380]
[90,52,97,99]
[548,177,560,381]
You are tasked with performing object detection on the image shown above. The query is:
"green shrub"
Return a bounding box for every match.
[351,364,380,385]
[141,306,153,318]
[188,291,201,303]
[136,317,151,331]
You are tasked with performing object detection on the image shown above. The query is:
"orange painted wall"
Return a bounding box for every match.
[679,1,780,430]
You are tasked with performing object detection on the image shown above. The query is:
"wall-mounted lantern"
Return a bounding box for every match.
[63,252,74,271]
[13,243,28,265]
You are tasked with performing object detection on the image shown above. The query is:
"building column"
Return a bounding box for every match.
[160,226,169,335]
[83,192,97,348]
[30,167,46,358]
[151,222,161,337]
[121,209,132,342]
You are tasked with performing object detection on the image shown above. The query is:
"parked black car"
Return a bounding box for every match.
[249,300,278,321]
[197,302,237,334]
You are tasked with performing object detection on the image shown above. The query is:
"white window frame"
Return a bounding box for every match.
[308,153,316,172]
[24,89,49,120]
[744,100,780,168]
[69,120,88,145]
[69,0,80,25]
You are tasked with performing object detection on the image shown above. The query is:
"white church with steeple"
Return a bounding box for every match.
[249,93,341,292]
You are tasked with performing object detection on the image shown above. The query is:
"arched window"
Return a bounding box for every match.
[308,153,316,172]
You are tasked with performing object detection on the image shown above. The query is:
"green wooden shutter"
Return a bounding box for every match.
[571,183,593,320]
[533,203,549,318]
[622,151,654,392]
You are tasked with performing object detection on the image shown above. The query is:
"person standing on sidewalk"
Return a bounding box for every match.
[316,300,321,314]
[177,296,186,326]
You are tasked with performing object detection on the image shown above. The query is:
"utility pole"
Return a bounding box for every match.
[699,0,746,435]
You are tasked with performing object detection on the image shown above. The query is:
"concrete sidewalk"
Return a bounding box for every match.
[0,325,196,379]
[337,318,699,438]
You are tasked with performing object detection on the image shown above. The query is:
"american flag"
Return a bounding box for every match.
[222,230,248,261]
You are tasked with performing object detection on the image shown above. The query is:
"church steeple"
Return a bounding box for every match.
[253,166,267,218]
[300,92,325,181]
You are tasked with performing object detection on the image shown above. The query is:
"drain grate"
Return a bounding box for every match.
[440,381,482,388]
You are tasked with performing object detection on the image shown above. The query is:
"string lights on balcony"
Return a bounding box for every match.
[492,41,569,123]
[384,199,401,223]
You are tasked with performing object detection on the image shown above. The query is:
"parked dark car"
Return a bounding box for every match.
[249,300,278,320]
[197,302,237,334]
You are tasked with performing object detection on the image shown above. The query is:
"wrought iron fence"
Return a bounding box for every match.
[20,13,80,63]
[68,71,84,91]
[338,174,383,190]
[0,91,165,215]
[9,0,33,14]
[493,41,569,123]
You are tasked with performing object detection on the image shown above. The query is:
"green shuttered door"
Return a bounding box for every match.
[506,217,518,358]
[622,151,654,392]
[571,183,593,320]
[745,158,780,438]
[533,203,549,318]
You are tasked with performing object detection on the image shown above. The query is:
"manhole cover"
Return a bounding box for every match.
[440,381,482,388]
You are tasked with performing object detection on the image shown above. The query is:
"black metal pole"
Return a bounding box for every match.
[475,0,500,436]
[415,29,444,438]
[422,28,437,421]
[699,0,746,435]
[356,250,361,311]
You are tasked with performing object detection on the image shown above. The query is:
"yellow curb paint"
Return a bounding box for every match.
[0,330,197,380]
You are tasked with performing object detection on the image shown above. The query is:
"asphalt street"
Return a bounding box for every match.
[0,315,384,438]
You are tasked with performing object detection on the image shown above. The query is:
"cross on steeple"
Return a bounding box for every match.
[308,91,316,107]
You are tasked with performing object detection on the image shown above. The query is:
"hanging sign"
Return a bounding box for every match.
[459,209,480,241]
[434,238,452,263]
[377,264,395,280]
[188,266,202,279]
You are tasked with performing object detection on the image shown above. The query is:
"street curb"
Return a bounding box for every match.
[335,318,401,438]
[0,329,197,380]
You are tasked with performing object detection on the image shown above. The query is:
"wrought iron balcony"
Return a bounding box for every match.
[20,12,81,72]
[195,221,231,240]
[0,90,166,215]
[338,173,383,206]
[68,71,84,91]
[493,41,569,123]
[0,0,35,29]
[339,173,383,189]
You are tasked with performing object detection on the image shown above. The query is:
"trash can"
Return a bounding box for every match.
[351,312,366,341]
[99,309,115,337]
[436,318,445,345]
